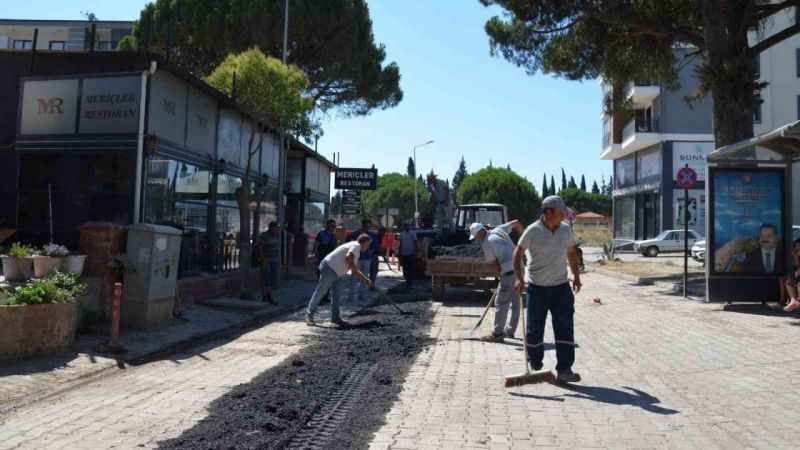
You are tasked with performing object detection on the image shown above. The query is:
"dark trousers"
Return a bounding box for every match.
[526,283,575,373]
[400,256,414,285]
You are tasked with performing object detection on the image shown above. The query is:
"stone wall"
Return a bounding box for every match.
[177,269,263,307]
[0,301,78,360]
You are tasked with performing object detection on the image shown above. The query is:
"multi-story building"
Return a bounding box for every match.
[601,49,715,241]
[0,19,133,51]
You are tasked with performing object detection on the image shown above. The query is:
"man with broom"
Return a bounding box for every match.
[470,220,524,342]
[513,195,582,384]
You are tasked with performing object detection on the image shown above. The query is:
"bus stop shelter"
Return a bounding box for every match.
[706,120,800,303]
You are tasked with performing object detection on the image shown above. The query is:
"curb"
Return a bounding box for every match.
[0,301,306,420]
[589,266,706,299]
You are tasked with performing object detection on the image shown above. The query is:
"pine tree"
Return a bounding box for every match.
[506,163,511,171]
[407,157,416,179]
[541,174,548,198]
[591,181,600,194]
[580,175,586,192]
[452,156,468,194]
[561,168,567,192]
[606,176,614,195]
[600,175,607,194]
[550,175,556,196]
[568,176,577,189]
[489,159,493,168]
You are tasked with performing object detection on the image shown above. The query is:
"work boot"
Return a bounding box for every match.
[504,329,516,339]
[305,314,315,327]
[480,333,504,343]
[529,360,543,371]
[556,370,582,384]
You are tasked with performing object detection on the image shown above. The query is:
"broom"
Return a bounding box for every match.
[461,290,497,339]
[505,290,555,387]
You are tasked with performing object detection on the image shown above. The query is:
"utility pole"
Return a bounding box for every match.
[278,0,289,270]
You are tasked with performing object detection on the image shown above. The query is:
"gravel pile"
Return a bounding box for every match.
[158,301,435,450]
[430,243,484,259]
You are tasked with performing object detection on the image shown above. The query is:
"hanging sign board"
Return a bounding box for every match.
[335,168,378,190]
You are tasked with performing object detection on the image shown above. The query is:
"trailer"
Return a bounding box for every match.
[426,257,500,301]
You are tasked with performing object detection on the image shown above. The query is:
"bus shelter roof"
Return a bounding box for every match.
[708,120,800,162]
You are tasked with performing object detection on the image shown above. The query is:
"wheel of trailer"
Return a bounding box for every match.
[432,277,445,301]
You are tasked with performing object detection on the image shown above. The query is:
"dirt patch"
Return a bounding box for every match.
[592,260,703,279]
[157,300,435,450]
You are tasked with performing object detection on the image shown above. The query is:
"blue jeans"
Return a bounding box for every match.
[261,261,279,289]
[352,258,371,302]
[307,263,343,321]
[526,283,576,373]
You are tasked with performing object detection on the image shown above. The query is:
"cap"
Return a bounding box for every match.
[469,223,486,240]
[542,195,568,214]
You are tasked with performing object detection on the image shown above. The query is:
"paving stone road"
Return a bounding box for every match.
[2,272,799,449]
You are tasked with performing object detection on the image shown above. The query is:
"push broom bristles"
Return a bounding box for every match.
[504,369,555,388]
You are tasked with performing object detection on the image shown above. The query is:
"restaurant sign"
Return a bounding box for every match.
[19,74,142,136]
[334,168,378,190]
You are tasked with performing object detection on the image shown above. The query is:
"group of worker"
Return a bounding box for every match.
[296,194,582,383]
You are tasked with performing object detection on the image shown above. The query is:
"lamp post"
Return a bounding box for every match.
[412,140,435,224]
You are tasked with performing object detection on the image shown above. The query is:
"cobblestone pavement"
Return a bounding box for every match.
[369,273,800,450]
[3,271,799,449]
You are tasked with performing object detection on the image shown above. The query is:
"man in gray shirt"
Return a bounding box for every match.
[471,220,524,342]
[514,196,582,383]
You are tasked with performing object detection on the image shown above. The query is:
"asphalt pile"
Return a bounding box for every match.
[430,243,484,259]
[158,300,434,450]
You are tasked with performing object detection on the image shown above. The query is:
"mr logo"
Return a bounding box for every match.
[36,97,64,115]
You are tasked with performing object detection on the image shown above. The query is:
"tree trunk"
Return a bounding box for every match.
[701,0,757,148]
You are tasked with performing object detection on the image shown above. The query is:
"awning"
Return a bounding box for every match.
[708,120,800,162]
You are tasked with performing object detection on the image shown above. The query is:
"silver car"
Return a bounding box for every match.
[634,230,704,257]
[691,240,705,262]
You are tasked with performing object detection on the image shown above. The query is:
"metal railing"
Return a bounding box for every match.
[622,117,659,142]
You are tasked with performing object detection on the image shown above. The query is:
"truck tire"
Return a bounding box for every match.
[432,277,445,301]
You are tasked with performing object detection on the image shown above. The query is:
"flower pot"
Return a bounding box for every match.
[1,255,33,281]
[33,255,63,278]
[62,255,87,276]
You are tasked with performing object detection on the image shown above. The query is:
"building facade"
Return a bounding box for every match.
[601,50,715,240]
[0,19,133,51]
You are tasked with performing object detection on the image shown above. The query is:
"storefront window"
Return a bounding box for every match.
[257,184,279,234]
[615,155,636,189]
[216,174,243,272]
[144,157,213,276]
[636,147,662,184]
[614,196,635,239]
[286,159,303,194]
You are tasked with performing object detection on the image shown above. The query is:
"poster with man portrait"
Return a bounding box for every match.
[712,169,785,274]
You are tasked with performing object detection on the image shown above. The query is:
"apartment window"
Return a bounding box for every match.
[13,40,33,50]
[48,41,65,51]
[754,96,762,123]
[753,53,760,79]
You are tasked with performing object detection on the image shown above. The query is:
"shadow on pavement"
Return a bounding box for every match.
[556,384,679,415]
[509,392,565,402]
[719,303,792,318]
[156,301,435,449]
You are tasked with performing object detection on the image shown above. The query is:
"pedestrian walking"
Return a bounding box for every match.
[315,220,338,267]
[471,220,522,342]
[398,222,418,288]
[348,220,378,300]
[257,221,281,305]
[514,196,583,383]
[306,234,374,327]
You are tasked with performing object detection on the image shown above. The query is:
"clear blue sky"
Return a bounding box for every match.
[4,1,610,192]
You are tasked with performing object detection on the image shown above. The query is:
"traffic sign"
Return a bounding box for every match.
[676,166,698,189]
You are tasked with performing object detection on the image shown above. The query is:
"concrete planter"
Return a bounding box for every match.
[33,256,64,278]
[61,255,87,276]
[0,301,78,360]
[1,255,34,281]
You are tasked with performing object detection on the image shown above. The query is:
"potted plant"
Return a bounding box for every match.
[33,243,68,278]
[1,243,35,281]
[63,252,88,276]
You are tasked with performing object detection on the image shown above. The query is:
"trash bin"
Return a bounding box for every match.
[122,224,182,330]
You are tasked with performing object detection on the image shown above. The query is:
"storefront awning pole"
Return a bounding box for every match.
[133,70,149,224]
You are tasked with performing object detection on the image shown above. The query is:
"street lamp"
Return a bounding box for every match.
[412,140,435,223]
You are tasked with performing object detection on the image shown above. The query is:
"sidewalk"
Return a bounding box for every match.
[0,269,404,418]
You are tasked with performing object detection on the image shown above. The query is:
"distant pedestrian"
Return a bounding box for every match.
[306,235,374,327]
[257,221,281,305]
[514,196,583,383]
[315,219,338,265]
[471,220,522,342]
[398,222,418,287]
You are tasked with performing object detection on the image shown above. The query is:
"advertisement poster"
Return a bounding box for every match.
[713,170,784,274]
[673,142,714,182]
[673,190,706,236]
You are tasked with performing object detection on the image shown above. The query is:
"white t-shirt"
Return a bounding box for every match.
[323,242,361,276]
[517,220,575,287]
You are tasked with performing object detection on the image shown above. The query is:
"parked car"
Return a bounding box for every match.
[612,238,636,252]
[691,240,705,262]
[634,230,704,257]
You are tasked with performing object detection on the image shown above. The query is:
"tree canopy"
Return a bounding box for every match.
[457,167,540,224]
[205,48,313,135]
[363,173,429,223]
[557,187,612,217]
[480,0,800,146]
[452,156,469,193]
[132,0,402,117]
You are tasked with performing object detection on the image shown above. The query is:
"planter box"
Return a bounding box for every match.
[0,301,78,360]
[33,256,63,278]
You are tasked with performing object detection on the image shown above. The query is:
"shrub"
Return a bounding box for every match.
[8,243,35,258]
[3,271,87,306]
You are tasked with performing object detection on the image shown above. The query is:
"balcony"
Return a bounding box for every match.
[621,117,661,154]
[626,81,661,107]
[600,131,622,160]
